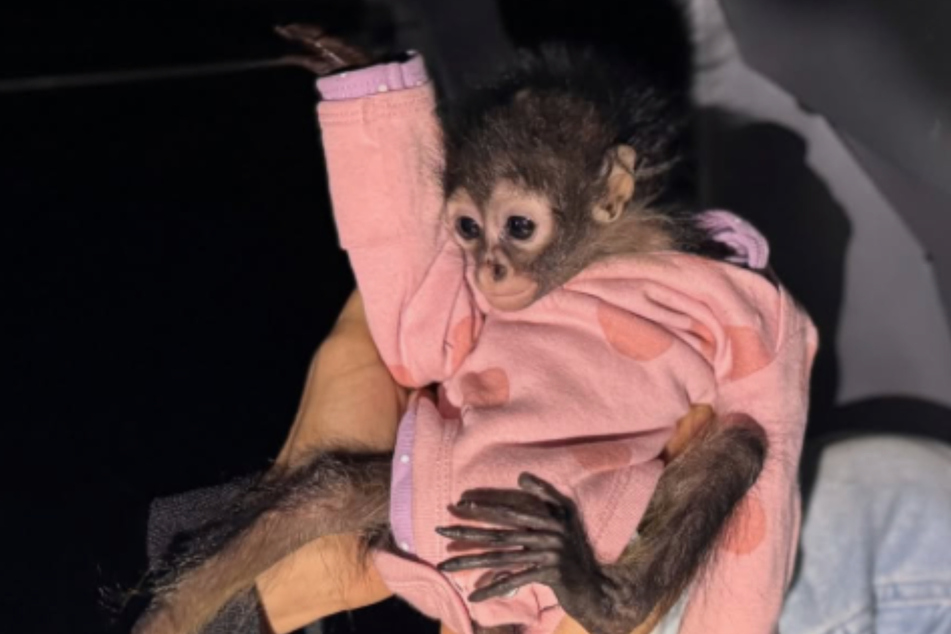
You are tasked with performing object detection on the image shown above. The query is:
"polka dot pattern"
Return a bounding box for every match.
[450,317,476,372]
[389,364,415,387]
[725,326,774,381]
[721,494,767,555]
[460,368,510,408]
[569,442,634,473]
[597,303,674,361]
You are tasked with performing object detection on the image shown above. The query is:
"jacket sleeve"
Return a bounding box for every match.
[317,85,482,388]
[679,289,818,634]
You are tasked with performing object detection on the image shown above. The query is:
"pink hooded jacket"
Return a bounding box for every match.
[317,74,817,634]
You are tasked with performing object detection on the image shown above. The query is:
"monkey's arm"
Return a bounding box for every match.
[282,26,475,386]
[319,79,482,387]
[437,414,767,634]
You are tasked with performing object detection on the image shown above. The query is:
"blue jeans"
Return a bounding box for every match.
[781,436,951,634]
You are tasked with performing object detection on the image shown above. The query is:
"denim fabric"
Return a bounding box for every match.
[781,436,951,634]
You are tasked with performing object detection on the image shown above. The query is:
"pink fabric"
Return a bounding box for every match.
[317,84,818,634]
[316,53,429,101]
[384,212,771,562]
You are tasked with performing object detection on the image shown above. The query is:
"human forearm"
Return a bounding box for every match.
[275,290,408,467]
[258,290,404,632]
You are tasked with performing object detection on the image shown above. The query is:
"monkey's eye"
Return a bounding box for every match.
[506,216,536,241]
[455,216,482,241]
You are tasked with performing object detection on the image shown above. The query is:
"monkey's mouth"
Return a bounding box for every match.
[481,283,538,312]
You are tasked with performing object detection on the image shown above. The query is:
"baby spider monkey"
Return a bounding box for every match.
[134,13,814,634]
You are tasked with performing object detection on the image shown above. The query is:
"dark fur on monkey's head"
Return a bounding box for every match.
[440,43,694,210]
[438,31,712,311]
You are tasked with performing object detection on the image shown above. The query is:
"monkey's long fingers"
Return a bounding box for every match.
[517,473,572,508]
[459,487,554,515]
[275,25,370,68]
[436,525,562,548]
[448,501,563,533]
[274,24,325,46]
[468,567,558,603]
[438,549,558,572]
[277,55,343,75]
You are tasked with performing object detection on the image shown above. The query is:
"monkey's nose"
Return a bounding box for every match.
[490,261,508,282]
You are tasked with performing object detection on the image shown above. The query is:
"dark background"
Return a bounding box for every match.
[4,3,370,632]
[4,1,950,633]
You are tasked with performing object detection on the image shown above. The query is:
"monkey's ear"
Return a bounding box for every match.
[593,145,637,224]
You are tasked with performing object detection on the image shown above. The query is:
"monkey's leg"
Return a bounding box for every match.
[134,451,392,634]
[612,414,767,626]
[437,414,767,634]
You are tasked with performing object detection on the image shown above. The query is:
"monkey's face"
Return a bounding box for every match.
[446,182,555,311]
[446,145,636,312]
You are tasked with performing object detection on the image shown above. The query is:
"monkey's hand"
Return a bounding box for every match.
[436,473,649,634]
[275,23,371,76]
